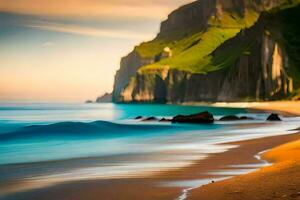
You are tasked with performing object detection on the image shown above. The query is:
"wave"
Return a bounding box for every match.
[0,120,175,141]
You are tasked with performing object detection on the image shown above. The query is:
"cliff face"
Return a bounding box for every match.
[113,51,155,101]
[159,0,286,34]
[113,0,299,103]
[96,93,112,103]
[159,0,217,34]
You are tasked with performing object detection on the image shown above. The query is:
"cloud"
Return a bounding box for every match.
[0,0,194,20]
[42,41,54,46]
[26,21,155,40]
[0,0,195,40]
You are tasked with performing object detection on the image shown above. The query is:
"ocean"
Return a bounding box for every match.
[0,103,299,196]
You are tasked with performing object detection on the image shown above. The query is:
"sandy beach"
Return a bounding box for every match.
[249,101,300,116]
[3,127,300,200]
[2,0,300,199]
[1,101,300,200]
[189,135,300,200]
[210,101,300,116]
[188,101,300,200]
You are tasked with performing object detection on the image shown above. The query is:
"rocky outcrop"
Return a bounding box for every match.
[120,11,294,103]
[113,51,155,101]
[267,113,282,121]
[96,93,112,103]
[212,15,293,101]
[220,115,254,121]
[159,0,216,35]
[112,0,298,103]
[219,115,240,121]
[159,0,287,35]
[172,111,214,124]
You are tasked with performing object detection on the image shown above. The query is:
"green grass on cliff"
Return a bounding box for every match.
[123,2,300,99]
[137,9,260,75]
[135,31,188,58]
[139,27,241,74]
[135,3,300,76]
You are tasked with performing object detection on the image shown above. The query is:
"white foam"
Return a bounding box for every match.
[169,149,273,200]
[3,116,299,196]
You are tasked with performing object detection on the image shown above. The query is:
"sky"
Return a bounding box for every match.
[0,0,194,103]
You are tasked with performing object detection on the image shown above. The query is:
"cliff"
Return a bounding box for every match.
[96,93,112,103]
[113,0,300,103]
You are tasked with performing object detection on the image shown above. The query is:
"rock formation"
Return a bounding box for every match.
[172,111,214,124]
[112,0,300,103]
[96,93,112,103]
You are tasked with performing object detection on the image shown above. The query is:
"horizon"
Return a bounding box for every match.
[0,1,300,199]
[0,0,194,103]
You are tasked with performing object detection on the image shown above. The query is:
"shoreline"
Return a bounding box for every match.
[3,130,300,200]
[175,148,273,200]
[181,101,300,116]
[189,133,300,200]
[1,101,299,200]
[187,101,300,200]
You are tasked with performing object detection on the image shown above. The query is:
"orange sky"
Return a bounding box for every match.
[0,0,194,102]
[0,0,191,18]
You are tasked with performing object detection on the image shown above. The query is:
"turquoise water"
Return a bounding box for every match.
[0,103,299,196]
[0,102,245,123]
[0,103,244,165]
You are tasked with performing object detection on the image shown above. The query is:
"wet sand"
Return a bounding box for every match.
[2,101,300,200]
[189,134,300,200]
[3,131,299,200]
[187,101,300,200]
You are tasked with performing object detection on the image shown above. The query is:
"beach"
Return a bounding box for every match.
[189,101,300,200]
[0,102,299,200]
[3,127,300,200]
[2,0,300,199]
[190,136,300,200]
[211,101,300,116]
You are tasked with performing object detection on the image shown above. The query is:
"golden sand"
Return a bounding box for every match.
[184,101,300,115]
[189,137,300,200]
[264,139,300,162]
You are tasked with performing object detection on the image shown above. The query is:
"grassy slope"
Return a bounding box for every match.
[139,27,240,74]
[124,0,300,99]
[136,9,260,75]
[134,1,300,76]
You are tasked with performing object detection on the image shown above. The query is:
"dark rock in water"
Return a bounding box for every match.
[267,113,281,121]
[142,117,158,121]
[220,115,240,121]
[172,111,214,124]
[239,116,254,120]
[159,118,172,122]
[85,100,93,104]
[135,116,143,120]
[220,115,254,121]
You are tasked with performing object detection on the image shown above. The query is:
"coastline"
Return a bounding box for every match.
[3,130,300,200]
[187,101,300,200]
[1,101,300,200]
[181,101,300,116]
[189,133,300,200]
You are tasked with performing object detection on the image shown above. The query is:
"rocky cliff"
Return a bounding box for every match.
[159,0,286,34]
[96,93,112,103]
[113,0,300,103]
